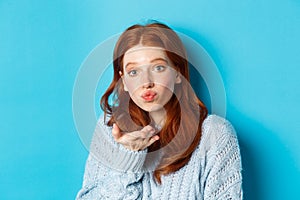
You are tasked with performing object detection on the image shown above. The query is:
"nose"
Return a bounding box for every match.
[141,71,154,89]
[143,81,154,89]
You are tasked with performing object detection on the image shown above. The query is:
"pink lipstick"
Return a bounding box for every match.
[141,90,157,102]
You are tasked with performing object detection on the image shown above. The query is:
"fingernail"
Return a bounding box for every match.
[150,129,155,134]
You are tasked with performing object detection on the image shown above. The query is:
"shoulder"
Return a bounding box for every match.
[202,114,237,138]
[94,113,113,134]
[96,113,110,127]
[199,115,243,199]
[199,114,238,152]
[90,113,115,153]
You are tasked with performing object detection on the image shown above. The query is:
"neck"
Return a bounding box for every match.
[149,109,166,129]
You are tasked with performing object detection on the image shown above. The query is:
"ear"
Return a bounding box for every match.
[175,72,182,84]
[119,71,128,91]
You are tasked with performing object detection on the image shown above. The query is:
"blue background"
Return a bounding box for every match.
[1,1,299,199]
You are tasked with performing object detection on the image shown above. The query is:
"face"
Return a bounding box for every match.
[120,45,181,113]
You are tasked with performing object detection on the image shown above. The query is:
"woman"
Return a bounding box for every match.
[76,22,243,199]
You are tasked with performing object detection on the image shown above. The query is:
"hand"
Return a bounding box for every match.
[112,123,160,151]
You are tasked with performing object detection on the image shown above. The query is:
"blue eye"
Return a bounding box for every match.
[128,70,138,77]
[154,65,166,72]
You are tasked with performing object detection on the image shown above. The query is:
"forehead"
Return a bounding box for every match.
[123,46,169,66]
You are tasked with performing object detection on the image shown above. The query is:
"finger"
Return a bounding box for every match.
[112,123,122,140]
[124,126,153,139]
[147,135,160,146]
[140,125,156,138]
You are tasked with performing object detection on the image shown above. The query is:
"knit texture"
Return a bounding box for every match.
[76,114,243,200]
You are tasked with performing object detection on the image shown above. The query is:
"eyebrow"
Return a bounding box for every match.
[125,58,168,69]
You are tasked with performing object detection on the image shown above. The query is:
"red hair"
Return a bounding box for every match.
[100,22,208,184]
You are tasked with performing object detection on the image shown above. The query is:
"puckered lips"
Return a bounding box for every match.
[141,90,157,102]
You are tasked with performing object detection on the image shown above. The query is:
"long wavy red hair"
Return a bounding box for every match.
[100,22,208,184]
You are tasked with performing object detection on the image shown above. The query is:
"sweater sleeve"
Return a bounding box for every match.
[202,115,243,200]
[76,115,147,200]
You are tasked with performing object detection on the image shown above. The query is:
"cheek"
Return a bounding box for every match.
[156,71,177,89]
[157,78,176,91]
[124,79,139,94]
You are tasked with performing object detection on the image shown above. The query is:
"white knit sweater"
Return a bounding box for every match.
[76,114,243,199]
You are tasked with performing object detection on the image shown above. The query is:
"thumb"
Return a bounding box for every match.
[112,123,121,140]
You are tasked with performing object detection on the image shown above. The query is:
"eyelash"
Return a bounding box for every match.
[128,70,138,77]
[154,65,166,72]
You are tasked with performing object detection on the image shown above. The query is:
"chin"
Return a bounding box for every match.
[139,103,164,113]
